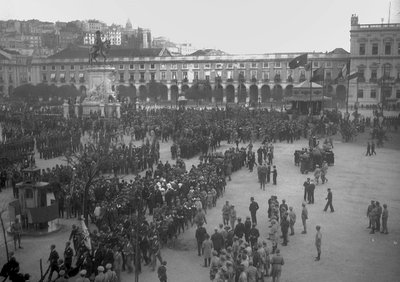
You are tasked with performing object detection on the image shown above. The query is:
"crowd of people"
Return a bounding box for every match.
[0,104,396,282]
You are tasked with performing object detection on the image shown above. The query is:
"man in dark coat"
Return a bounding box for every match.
[244,216,252,243]
[303,178,310,202]
[308,180,316,204]
[234,217,245,239]
[258,164,267,191]
[63,241,74,271]
[249,223,260,248]
[210,228,224,255]
[249,197,259,225]
[272,165,278,185]
[280,213,290,246]
[195,223,208,256]
[323,188,334,212]
[48,244,59,282]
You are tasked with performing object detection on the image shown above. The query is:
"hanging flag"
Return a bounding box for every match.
[81,219,92,251]
[289,53,308,69]
[311,67,325,82]
[334,60,350,83]
[348,71,359,80]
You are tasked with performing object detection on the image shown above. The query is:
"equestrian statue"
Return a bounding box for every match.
[89,31,111,64]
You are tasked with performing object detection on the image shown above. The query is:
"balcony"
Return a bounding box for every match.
[51,78,57,83]
[139,78,146,83]
[183,77,188,83]
[251,77,257,83]
[119,79,125,83]
[171,79,177,84]
[287,76,293,83]
[369,78,377,83]
[299,76,306,83]
[227,78,234,83]
[129,78,135,83]
[262,78,270,83]
[60,78,66,83]
[70,78,76,83]
[274,76,281,83]
[79,78,85,83]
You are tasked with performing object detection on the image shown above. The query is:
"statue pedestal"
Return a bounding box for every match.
[80,64,121,118]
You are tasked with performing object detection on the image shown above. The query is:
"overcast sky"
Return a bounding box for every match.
[1,0,395,54]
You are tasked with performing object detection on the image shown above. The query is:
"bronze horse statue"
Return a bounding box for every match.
[89,39,111,64]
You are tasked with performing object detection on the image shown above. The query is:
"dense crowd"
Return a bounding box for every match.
[0,104,396,282]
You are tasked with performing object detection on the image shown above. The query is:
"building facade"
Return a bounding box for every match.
[349,15,400,106]
[26,46,349,105]
[0,49,31,97]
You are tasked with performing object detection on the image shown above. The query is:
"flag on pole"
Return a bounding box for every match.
[311,67,325,82]
[81,219,92,251]
[334,61,350,83]
[289,53,308,69]
[347,71,359,80]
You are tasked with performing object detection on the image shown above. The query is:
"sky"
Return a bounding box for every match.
[0,0,395,54]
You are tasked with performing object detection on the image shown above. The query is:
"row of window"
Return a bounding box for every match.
[39,61,332,72]
[357,69,398,81]
[357,89,400,99]
[359,42,400,55]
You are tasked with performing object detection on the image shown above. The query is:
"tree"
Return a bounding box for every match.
[65,142,112,226]
[0,203,10,261]
[186,80,212,104]
[147,81,164,102]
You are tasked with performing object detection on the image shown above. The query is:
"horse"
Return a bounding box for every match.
[89,39,111,64]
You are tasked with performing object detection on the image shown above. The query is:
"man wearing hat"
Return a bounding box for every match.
[94,266,105,282]
[211,228,224,255]
[288,207,296,236]
[244,216,252,243]
[301,203,308,234]
[63,242,73,272]
[303,178,310,202]
[76,270,89,282]
[55,270,68,282]
[323,188,334,212]
[104,264,117,282]
[222,201,231,226]
[249,223,260,248]
[157,261,167,282]
[229,205,237,230]
[195,223,208,256]
[47,244,60,282]
[249,197,259,225]
[314,164,321,184]
[270,249,284,282]
[308,180,315,204]
[315,225,322,261]
[234,217,245,239]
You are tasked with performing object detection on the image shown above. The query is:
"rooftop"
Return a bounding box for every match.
[48,45,171,59]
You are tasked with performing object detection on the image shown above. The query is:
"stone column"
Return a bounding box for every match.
[116,103,121,118]
[63,102,69,119]
[100,102,105,117]
[234,85,238,104]
[74,103,80,118]
[167,87,172,101]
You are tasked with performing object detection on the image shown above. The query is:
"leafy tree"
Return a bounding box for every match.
[187,80,212,103]
[147,80,164,102]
